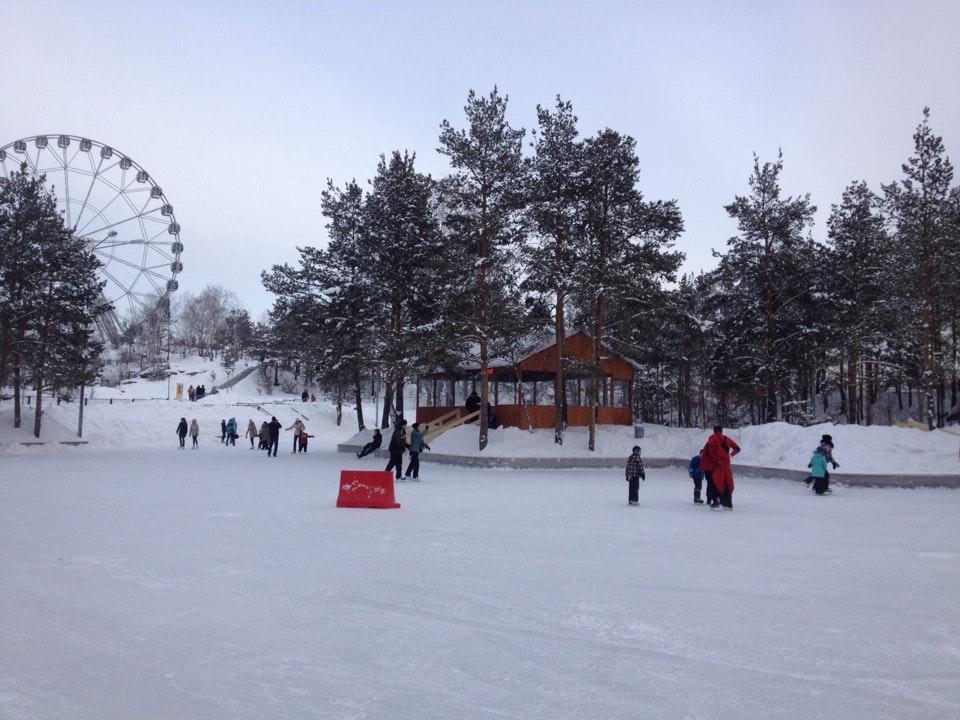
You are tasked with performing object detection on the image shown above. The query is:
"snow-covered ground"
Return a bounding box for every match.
[2,448,958,719]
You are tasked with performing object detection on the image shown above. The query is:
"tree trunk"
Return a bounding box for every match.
[553,287,566,444]
[588,297,601,452]
[336,396,342,426]
[354,370,365,431]
[78,381,85,438]
[381,382,393,429]
[13,361,21,429]
[395,377,405,419]
[846,349,858,425]
[33,369,43,438]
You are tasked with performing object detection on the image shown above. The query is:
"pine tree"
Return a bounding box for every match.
[0,165,105,434]
[438,87,527,450]
[883,108,955,427]
[526,96,582,444]
[825,181,894,425]
[573,129,683,449]
[715,152,817,422]
[363,151,453,425]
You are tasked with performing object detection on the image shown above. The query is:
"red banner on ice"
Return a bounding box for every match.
[336,470,401,509]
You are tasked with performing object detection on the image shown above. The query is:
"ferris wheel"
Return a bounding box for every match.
[0,134,183,343]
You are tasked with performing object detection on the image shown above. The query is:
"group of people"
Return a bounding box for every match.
[175,417,200,449]
[355,420,431,481]
[683,425,741,509]
[624,425,842,509]
[187,385,207,402]
[177,415,314,457]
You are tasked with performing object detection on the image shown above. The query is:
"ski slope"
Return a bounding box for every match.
[1,448,959,719]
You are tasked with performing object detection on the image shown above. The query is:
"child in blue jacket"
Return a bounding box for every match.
[688,453,705,504]
[809,448,830,495]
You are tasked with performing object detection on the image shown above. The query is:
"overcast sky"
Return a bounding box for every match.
[3,0,960,318]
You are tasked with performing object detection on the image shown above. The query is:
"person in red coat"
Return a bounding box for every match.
[701,425,741,510]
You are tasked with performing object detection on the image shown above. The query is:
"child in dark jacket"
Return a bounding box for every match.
[625,446,645,506]
[688,453,705,504]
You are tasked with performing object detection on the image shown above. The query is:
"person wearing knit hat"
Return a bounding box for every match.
[625,446,645,506]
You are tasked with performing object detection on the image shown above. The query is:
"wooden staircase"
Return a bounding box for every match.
[423,409,480,444]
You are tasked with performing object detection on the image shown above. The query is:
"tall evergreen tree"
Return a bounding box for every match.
[825,181,894,425]
[438,87,527,450]
[883,108,955,427]
[713,152,817,422]
[526,96,582,444]
[0,166,105,434]
[573,129,683,449]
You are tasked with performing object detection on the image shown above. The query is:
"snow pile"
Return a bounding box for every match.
[429,421,960,475]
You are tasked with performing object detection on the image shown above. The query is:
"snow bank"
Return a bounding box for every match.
[429,421,960,475]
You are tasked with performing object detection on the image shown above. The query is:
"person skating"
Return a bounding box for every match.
[189,418,200,449]
[809,446,831,495]
[701,425,740,509]
[688,452,705,504]
[805,434,838,492]
[404,423,431,480]
[245,419,258,448]
[225,417,238,446]
[385,421,409,480]
[625,446,645,505]
[220,419,227,444]
[176,417,188,448]
[286,418,306,453]
[357,428,383,459]
[267,416,282,457]
[297,430,311,453]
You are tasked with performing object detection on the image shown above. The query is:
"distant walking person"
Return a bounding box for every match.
[356,429,383,459]
[220,419,227,444]
[404,423,431,480]
[700,425,741,509]
[258,421,269,450]
[189,418,200,449]
[267,416,282,457]
[625,445,645,506]
[385,422,409,480]
[286,418,305,453]
[245,419,258,448]
[225,417,238,446]
[176,417,188,449]
[301,390,309,402]
[188,384,195,402]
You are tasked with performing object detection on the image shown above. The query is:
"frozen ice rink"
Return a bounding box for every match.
[2,449,959,719]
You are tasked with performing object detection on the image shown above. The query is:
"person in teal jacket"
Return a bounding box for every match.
[404,423,431,481]
[809,448,830,495]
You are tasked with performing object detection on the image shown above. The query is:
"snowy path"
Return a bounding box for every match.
[2,449,959,719]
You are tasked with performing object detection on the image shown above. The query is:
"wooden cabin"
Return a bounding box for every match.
[416,331,637,430]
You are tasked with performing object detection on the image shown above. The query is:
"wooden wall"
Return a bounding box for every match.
[416,404,631,429]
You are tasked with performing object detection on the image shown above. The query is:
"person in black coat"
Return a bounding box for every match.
[267,416,282,457]
[465,390,481,415]
[357,429,383,459]
[176,418,188,449]
[384,422,409,479]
